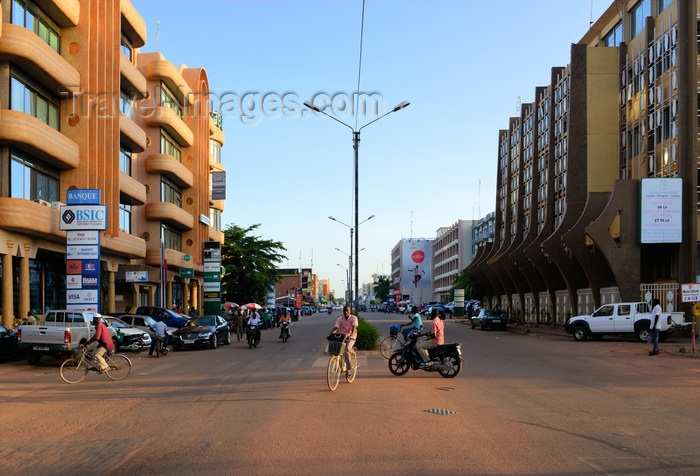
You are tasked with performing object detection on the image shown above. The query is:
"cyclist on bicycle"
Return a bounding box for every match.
[84,314,114,372]
[149,319,168,356]
[400,306,422,342]
[331,305,358,375]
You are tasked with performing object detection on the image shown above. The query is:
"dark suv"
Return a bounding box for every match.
[134,306,187,328]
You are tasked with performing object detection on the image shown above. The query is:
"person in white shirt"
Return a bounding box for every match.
[649,298,662,356]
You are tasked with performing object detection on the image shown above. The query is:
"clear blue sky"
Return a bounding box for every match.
[132,0,609,298]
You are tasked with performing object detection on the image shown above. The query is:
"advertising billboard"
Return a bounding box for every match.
[639,178,682,243]
[401,239,432,289]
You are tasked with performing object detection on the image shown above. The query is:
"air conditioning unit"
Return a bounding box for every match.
[33,199,50,207]
[51,201,65,209]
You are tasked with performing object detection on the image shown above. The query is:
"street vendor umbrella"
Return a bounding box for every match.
[224,302,239,309]
[244,303,262,310]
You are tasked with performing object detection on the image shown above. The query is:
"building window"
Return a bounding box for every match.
[210,140,221,163]
[10,71,60,130]
[630,0,651,40]
[120,90,131,115]
[210,208,222,232]
[11,0,60,53]
[162,225,182,252]
[603,22,623,47]
[120,34,132,61]
[161,82,183,117]
[161,177,182,207]
[160,130,182,161]
[119,203,132,234]
[10,150,60,202]
[120,148,132,175]
[656,0,674,14]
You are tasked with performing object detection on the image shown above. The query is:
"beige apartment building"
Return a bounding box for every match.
[468,0,696,324]
[0,0,225,327]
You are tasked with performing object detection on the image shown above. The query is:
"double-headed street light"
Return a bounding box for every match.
[329,215,374,306]
[309,101,409,312]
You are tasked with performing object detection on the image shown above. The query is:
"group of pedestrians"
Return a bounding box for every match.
[225,306,296,342]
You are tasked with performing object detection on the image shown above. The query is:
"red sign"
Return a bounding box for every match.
[412,250,425,263]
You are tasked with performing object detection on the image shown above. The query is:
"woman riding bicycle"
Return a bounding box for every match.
[331,305,358,376]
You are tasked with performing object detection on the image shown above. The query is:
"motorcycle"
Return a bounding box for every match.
[246,324,260,348]
[280,321,290,343]
[115,329,147,353]
[388,333,463,378]
[327,307,332,315]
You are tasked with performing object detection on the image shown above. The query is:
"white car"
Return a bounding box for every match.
[104,317,152,348]
[116,314,177,338]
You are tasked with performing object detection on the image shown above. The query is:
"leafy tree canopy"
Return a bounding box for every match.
[221,224,287,304]
[373,275,394,303]
[449,270,484,302]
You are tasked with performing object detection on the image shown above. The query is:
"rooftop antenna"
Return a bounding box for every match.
[590,0,594,28]
[156,20,160,52]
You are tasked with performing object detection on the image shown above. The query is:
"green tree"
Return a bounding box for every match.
[449,270,484,301]
[373,275,393,303]
[221,224,287,304]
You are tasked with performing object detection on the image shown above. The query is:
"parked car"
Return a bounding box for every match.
[117,314,178,338]
[134,306,187,328]
[172,315,231,350]
[300,306,312,316]
[423,305,448,320]
[470,309,508,331]
[103,317,152,348]
[0,324,20,360]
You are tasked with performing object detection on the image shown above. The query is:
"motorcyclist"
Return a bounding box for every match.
[247,311,262,344]
[400,305,422,342]
[149,319,168,356]
[278,309,292,339]
[417,308,444,368]
[83,314,114,372]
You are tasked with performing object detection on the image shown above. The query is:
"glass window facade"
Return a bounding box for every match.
[630,0,651,40]
[160,130,182,161]
[10,71,60,130]
[10,151,60,202]
[161,177,182,207]
[11,0,60,53]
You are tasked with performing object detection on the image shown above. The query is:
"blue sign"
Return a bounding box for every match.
[67,189,101,205]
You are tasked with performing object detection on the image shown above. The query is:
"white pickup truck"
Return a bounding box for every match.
[17,310,100,364]
[565,302,677,343]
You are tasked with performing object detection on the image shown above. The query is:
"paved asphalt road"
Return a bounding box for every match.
[0,310,698,475]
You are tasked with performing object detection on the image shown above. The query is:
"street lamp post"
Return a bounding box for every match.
[309,101,410,312]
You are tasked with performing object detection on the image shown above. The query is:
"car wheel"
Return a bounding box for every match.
[211,334,218,349]
[636,327,650,343]
[470,321,476,329]
[479,321,485,331]
[224,331,231,345]
[572,325,589,341]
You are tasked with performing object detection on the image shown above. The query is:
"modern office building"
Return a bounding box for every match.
[432,219,476,301]
[468,0,695,324]
[0,0,225,327]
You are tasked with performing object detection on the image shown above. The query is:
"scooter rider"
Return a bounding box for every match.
[400,305,422,342]
[247,311,262,343]
[417,308,444,368]
[278,309,292,339]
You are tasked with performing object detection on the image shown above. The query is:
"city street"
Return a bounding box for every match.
[0,310,698,475]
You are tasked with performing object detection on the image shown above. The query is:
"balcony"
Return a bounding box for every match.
[120,0,147,48]
[120,112,147,152]
[120,53,147,95]
[0,23,80,94]
[0,110,79,169]
[119,171,147,205]
[208,228,224,244]
[145,202,194,230]
[43,1,80,27]
[209,116,224,144]
[145,106,193,147]
[143,55,194,106]
[0,198,64,241]
[145,247,189,269]
[101,232,146,259]
[146,153,193,188]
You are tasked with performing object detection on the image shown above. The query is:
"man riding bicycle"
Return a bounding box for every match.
[331,305,358,376]
[84,314,114,372]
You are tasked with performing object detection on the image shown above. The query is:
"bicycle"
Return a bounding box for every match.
[59,346,132,384]
[379,324,417,359]
[326,334,357,391]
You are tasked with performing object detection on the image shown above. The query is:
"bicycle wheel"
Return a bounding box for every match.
[105,354,132,381]
[327,355,341,391]
[60,358,88,384]
[346,350,358,383]
[379,336,402,359]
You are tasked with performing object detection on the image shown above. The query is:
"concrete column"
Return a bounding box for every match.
[107,270,116,314]
[2,242,14,328]
[19,243,30,322]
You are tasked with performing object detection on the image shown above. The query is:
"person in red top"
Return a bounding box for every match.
[84,314,115,372]
[331,305,358,375]
[417,308,444,368]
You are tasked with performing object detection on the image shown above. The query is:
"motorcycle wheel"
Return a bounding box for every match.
[388,352,410,376]
[282,331,287,343]
[437,354,462,378]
